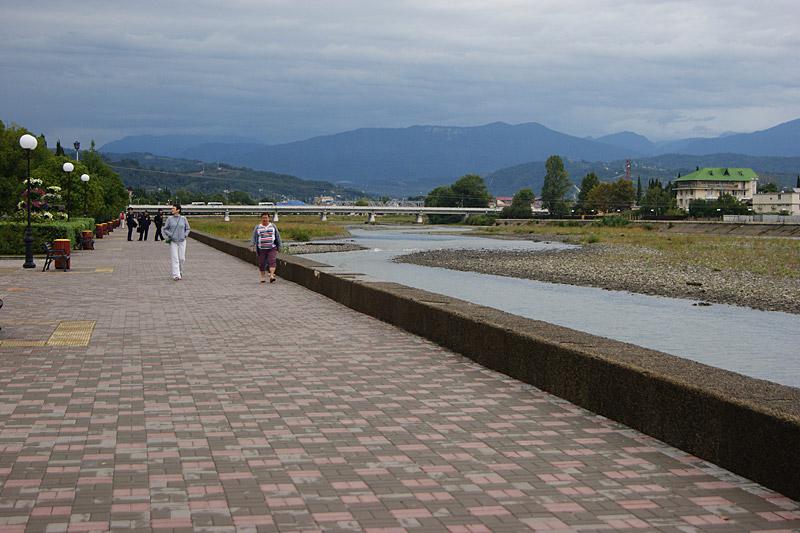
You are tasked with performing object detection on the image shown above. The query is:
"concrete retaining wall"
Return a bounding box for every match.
[190,230,800,501]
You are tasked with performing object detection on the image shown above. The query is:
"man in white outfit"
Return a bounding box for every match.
[162,204,191,281]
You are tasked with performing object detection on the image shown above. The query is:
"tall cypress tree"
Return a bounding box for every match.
[636,176,642,204]
[55,140,65,156]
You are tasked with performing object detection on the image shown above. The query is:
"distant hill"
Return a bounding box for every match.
[101,134,258,158]
[101,152,367,200]
[594,132,656,155]
[103,122,633,193]
[654,119,800,156]
[100,117,800,196]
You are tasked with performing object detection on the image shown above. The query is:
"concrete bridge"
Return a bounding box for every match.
[129,204,500,223]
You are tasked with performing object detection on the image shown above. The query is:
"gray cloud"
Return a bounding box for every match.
[1,0,798,146]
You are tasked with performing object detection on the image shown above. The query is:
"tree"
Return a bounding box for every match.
[575,172,599,214]
[500,188,535,218]
[541,155,571,216]
[640,179,676,216]
[55,140,65,157]
[636,176,642,204]
[759,182,779,193]
[610,179,635,212]
[689,194,748,218]
[450,174,490,207]
[585,183,614,213]
[354,198,369,206]
[425,174,490,223]
[796,175,799,188]
[227,190,255,205]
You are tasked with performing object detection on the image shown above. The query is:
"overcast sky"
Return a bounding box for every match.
[2,0,799,146]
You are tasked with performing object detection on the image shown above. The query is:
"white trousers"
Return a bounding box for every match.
[170,241,186,278]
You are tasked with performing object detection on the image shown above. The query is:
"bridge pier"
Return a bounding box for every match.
[320,212,328,222]
[462,213,469,222]
[415,213,424,224]
[368,212,376,224]
[224,210,230,222]
[273,211,279,222]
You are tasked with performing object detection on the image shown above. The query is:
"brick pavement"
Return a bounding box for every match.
[0,231,798,532]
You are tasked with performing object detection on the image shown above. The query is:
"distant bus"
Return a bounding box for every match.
[190,201,206,205]
[258,202,275,207]
[207,202,224,206]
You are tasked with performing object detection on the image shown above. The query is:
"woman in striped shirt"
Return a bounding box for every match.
[249,212,282,283]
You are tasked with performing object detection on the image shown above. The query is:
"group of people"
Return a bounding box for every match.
[123,205,281,284]
[125,209,165,241]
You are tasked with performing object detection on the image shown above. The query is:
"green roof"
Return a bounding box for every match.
[675,168,758,182]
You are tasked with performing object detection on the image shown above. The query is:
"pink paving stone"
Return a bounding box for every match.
[618,499,659,510]
[188,500,229,510]
[67,523,109,532]
[31,506,72,516]
[4,479,41,487]
[342,495,381,504]
[151,518,193,529]
[365,528,409,533]
[266,497,305,507]
[111,503,150,513]
[468,506,511,517]
[332,481,369,489]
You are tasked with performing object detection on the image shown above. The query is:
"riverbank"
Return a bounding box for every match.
[396,241,800,315]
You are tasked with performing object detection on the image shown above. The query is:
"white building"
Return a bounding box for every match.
[674,168,758,211]
[752,189,800,215]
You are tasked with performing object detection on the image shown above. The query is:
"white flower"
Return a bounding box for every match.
[29,178,43,185]
[47,186,62,192]
[42,211,53,219]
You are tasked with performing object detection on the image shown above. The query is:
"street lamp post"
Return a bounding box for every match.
[80,174,90,216]
[73,141,80,162]
[19,134,38,268]
[63,162,74,219]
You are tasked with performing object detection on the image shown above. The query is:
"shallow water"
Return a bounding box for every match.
[305,227,800,389]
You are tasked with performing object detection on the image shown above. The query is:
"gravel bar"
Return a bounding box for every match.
[396,244,800,315]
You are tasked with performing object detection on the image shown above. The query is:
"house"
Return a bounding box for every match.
[674,168,758,211]
[493,196,513,208]
[752,189,800,215]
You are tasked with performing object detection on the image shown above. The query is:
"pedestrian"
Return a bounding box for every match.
[138,211,151,241]
[249,212,281,283]
[126,207,137,241]
[153,210,164,241]
[163,204,191,281]
[137,212,145,240]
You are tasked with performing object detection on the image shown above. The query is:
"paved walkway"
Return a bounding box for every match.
[0,231,798,532]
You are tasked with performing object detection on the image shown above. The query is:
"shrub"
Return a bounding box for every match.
[584,233,600,244]
[286,228,311,242]
[0,218,95,254]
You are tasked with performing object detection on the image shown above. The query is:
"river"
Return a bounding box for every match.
[303,227,800,389]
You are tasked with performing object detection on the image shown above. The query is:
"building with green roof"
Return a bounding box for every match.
[675,168,758,211]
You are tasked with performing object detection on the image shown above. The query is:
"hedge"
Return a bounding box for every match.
[0,218,95,255]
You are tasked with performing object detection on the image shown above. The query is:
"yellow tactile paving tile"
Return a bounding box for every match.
[45,320,95,346]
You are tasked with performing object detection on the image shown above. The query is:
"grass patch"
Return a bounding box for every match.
[478,222,800,279]
[189,215,350,242]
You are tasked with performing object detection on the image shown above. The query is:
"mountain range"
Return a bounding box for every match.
[101,118,800,196]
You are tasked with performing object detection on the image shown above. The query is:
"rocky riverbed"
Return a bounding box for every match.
[395,244,800,315]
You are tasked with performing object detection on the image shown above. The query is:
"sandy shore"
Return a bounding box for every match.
[396,242,800,315]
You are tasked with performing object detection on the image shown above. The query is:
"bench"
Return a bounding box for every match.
[42,242,70,272]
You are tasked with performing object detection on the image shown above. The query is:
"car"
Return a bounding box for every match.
[258,202,276,207]
[190,201,206,205]
[207,202,224,206]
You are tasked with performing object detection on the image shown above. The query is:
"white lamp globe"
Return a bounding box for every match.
[19,134,38,150]
[80,174,90,183]
[63,162,75,172]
